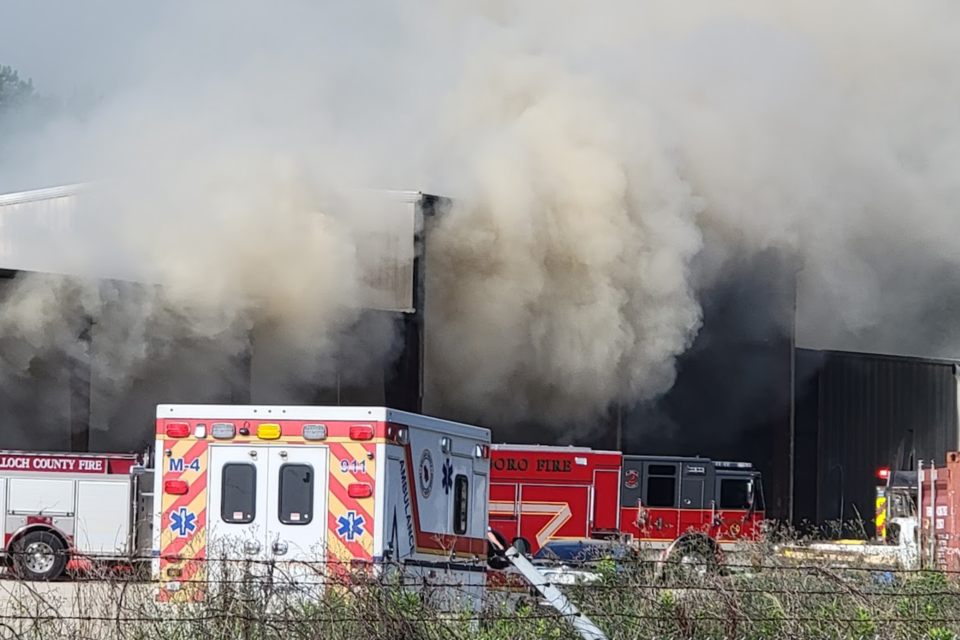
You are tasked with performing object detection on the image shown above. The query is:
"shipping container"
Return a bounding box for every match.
[793,348,960,537]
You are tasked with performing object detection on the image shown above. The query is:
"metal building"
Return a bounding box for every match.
[0,183,447,453]
[793,348,960,537]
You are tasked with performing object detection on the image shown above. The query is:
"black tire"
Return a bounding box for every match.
[12,530,68,581]
[663,538,719,581]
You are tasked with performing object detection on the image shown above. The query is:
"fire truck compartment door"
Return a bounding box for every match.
[592,470,620,531]
[75,480,132,555]
[264,446,328,570]
[207,445,270,561]
[7,478,75,516]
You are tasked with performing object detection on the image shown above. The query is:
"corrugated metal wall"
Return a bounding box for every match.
[794,348,959,537]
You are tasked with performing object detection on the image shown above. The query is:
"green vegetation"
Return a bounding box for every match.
[0,64,38,114]
[1,536,959,640]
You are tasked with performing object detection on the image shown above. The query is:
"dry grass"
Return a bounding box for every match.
[0,524,958,640]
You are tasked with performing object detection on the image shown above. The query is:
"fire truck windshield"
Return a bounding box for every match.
[718,474,764,512]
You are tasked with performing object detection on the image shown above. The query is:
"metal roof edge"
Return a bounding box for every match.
[0,183,448,207]
[0,182,93,206]
[796,346,960,368]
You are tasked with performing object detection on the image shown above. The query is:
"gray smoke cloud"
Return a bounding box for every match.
[1,0,960,441]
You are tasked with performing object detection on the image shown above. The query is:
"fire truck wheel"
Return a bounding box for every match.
[12,531,68,581]
[664,538,719,581]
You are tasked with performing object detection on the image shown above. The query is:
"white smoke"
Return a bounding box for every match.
[1,0,959,437]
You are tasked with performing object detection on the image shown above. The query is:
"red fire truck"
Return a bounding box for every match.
[489,445,765,563]
[0,450,153,580]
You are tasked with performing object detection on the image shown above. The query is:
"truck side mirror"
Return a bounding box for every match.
[745,480,756,517]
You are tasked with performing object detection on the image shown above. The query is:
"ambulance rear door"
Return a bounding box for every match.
[207,444,329,595]
[207,444,270,582]
[264,445,329,595]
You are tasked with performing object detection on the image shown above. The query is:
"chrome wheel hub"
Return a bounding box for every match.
[23,542,56,574]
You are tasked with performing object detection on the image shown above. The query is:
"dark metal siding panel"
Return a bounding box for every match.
[802,349,959,537]
[792,349,823,530]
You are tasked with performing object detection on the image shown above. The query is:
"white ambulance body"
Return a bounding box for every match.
[0,450,153,580]
[152,404,491,609]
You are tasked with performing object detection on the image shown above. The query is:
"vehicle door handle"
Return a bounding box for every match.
[272,541,289,556]
[243,540,261,555]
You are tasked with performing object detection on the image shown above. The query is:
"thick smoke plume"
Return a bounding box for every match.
[1,0,960,440]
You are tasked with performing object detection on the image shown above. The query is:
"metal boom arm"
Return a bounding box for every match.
[487,531,609,640]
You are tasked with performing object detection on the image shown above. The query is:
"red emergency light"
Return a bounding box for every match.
[164,480,189,495]
[878,468,890,481]
[349,425,374,441]
[348,483,373,498]
[165,422,191,438]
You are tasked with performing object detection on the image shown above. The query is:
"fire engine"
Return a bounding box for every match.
[489,445,765,567]
[0,450,153,580]
[152,404,492,608]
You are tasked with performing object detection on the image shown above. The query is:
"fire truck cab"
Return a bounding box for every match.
[621,455,764,549]
[153,404,491,609]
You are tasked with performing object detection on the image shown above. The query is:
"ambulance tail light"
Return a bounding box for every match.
[348,483,373,498]
[164,480,189,495]
[475,444,490,459]
[350,425,374,441]
[165,422,190,438]
[878,468,890,481]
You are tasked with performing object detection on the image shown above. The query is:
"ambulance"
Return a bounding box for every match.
[152,404,492,609]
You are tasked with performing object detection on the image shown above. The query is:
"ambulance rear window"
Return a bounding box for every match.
[222,463,256,524]
[278,463,314,525]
